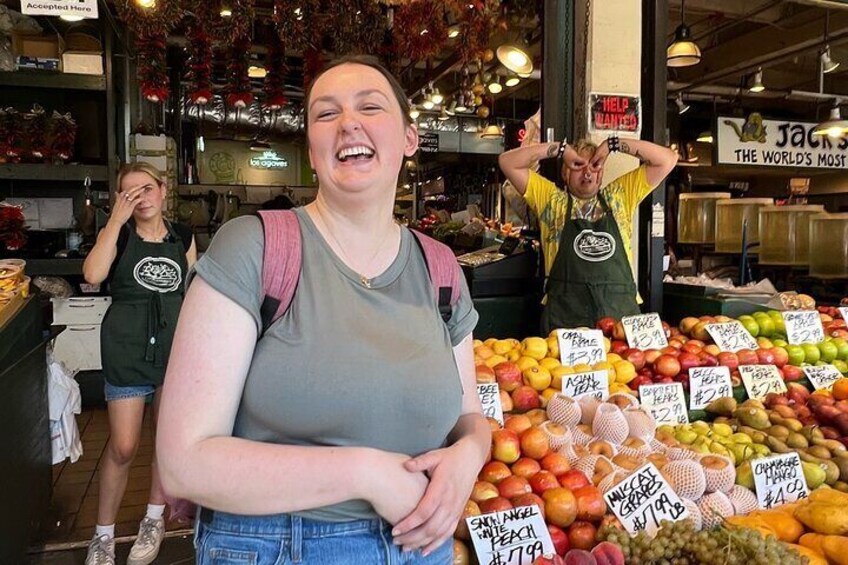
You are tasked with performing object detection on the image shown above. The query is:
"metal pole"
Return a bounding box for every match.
[639,0,669,314]
[542,0,574,185]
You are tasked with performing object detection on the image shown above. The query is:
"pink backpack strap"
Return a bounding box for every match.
[410,229,462,322]
[256,210,302,333]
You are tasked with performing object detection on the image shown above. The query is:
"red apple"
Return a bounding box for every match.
[679,316,700,335]
[662,321,672,338]
[548,524,570,556]
[644,349,662,364]
[530,470,561,495]
[573,485,607,522]
[512,386,542,412]
[657,376,675,384]
[492,429,522,464]
[476,364,496,383]
[512,493,547,520]
[629,374,653,391]
[757,348,777,365]
[677,351,701,374]
[623,348,646,370]
[520,426,551,460]
[699,352,719,367]
[540,452,572,476]
[660,346,680,357]
[494,362,524,392]
[610,340,628,355]
[567,521,598,551]
[771,347,789,368]
[786,382,810,405]
[717,352,739,370]
[654,354,682,378]
[782,365,804,382]
[512,457,543,479]
[612,322,627,341]
[703,344,722,356]
[596,317,616,337]
[558,469,591,491]
[737,349,759,366]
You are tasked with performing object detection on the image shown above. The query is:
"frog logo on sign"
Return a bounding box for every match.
[725,113,767,143]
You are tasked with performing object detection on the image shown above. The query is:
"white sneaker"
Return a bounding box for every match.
[85,534,115,565]
[127,516,165,565]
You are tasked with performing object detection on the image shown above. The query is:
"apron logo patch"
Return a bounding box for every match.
[133,257,182,293]
[573,229,616,262]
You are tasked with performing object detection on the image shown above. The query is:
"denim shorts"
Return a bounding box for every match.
[104,381,156,402]
[194,508,453,565]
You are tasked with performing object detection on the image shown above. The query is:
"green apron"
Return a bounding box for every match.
[100,220,187,388]
[542,191,640,333]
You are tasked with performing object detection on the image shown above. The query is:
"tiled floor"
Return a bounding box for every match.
[32,407,194,562]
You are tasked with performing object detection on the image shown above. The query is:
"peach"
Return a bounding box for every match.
[470,480,499,503]
[520,426,551,460]
[492,429,521,464]
[511,457,542,479]
[479,461,512,485]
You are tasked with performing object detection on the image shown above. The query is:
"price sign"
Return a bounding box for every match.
[466,505,555,565]
[803,365,843,392]
[739,365,787,400]
[477,383,504,426]
[562,370,609,401]
[839,307,848,324]
[622,313,668,350]
[557,329,607,367]
[603,463,689,536]
[688,366,733,410]
[705,322,758,352]
[639,383,689,425]
[752,452,809,510]
[782,310,825,345]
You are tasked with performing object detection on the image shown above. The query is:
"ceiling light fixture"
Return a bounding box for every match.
[248,65,267,79]
[505,76,520,87]
[60,14,84,21]
[813,103,848,137]
[409,106,420,120]
[821,46,840,74]
[496,37,533,75]
[447,26,460,39]
[438,107,449,121]
[696,130,713,144]
[429,83,444,105]
[421,99,435,111]
[488,75,503,94]
[480,124,503,139]
[220,1,232,17]
[749,67,765,93]
[667,0,701,67]
[675,93,690,114]
[135,0,156,7]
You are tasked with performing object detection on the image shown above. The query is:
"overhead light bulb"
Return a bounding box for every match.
[438,107,449,121]
[505,76,520,87]
[675,93,690,114]
[488,75,502,94]
[821,46,840,74]
[220,3,232,17]
[409,107,420,120]
[749,67,765,93]
[480,124,503,139]
[248,65,267,78]
[135,0,156,7]
[667,24,701,67]
[448,26,461,39]
[421,99,435,111]
[430,87,444,105]
[496,40,533,75]
[813,105,848,137]
[696,130,713,144]
[60,14,84,21]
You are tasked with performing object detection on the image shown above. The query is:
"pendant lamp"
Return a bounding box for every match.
[667,0,701,67]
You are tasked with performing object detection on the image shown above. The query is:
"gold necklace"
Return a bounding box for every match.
[313,205,392,289]
[136,221,167,242]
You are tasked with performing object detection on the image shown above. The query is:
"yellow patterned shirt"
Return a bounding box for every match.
[524,166,653,299]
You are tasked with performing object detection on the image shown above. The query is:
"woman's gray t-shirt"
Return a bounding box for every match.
[193,207,479,521]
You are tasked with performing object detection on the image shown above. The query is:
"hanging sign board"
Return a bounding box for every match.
[603,463,689,536]
[752,452,809,509]
[782,310,825,345]
[466,505,554,565]
[705,321,759,352]
[562,370,609,401]
[589,93,641,134]
[622,313,668,350]
[688,366,733,410]
[717,114,848,170]
[22,0,98,19]
[477,383,504,426]
[557,329,606,367]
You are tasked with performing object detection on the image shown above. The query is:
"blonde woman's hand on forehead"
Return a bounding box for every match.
[109,186,144,226]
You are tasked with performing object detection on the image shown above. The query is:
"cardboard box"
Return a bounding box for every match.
[62,51,103,75]
[11,32,61,59]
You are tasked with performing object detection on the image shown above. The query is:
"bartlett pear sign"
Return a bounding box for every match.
[717,113,848,170]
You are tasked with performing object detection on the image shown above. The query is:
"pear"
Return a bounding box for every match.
[769,412,785,425]
[801,460,827,489]
[706,397,737,417]
[657,425,676,436]
[786,432,809,450]
[709,442,730,457]
[675,430,698,445]
[767,425,790,442]
[821,459,840,485]
[835,481,848,493]
[812,437,846,455]
[783,418,804,433]
[730,433,753,444]
[808,445,832,460]
[691,421,711,435]
[751,431,768,444]
[712,423,733,438]
[766,436,790,454]
[752,444,771,457]
[833,456,848,481]
[801,425,825,442]
[730,443,755,463]
[736,461,755,489]
[741,399,765,410]
[735,407,770,430]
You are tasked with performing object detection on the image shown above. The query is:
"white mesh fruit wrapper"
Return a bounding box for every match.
[648,439,669,454]
[571,426,594,446]
[540,421,573,451]
[598,470,630,495]
[587,438,619,458]
[681,498,703,531]
[606,393,639,410]
[579,396,602,426]
[624,408,657,439]
[664,460,707,500]
[560,442,590,466]
[697,491,734,530]
[618,442,652,459]
[573,454,613,483]
[547,393,582,428]
[666,446,701,461]
[592,404,629,444]
[727,485,758,516]
[701,456,736,493]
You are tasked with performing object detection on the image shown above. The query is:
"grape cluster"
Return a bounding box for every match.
[597,520,807,565]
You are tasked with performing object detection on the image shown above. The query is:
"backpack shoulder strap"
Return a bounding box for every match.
[256,210,302,333]
[410,229,462,322]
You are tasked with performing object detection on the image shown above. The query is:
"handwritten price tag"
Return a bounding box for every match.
[783,310,825,345]
[739,365,787,400]
[562,370,609,401]
[557,329,606,367]
[752,452,809,510]
[477,383,504,426]
[803,365,843,392]
[604,463,689,536]
[622,313,668,350]
[639,383,689,425]
[466,505,555,565]
[840,307,848,324]
[705,321,758,352]
[688,366,733,410]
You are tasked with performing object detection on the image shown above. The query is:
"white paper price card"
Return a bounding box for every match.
[688,366,733,410]
[557,329,606,367]
[603,463,689,536]
[752,452,809,510]
[562,370,609,401]
[639,383,689,425]
[803,365,843,392]
[840,307,848,324]
[477,383,504,426]
[622,313,668,350]
[466,505,554,565]
[739,365,787,400]
[705,321,758,353]
[783,310,825,345]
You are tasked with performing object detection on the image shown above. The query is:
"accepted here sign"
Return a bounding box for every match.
[22,0,98,19]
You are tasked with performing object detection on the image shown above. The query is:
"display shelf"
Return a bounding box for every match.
[0,71,106,91]
[0,163,108,182]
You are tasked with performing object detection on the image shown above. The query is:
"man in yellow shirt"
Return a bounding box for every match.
[498,136,677,332]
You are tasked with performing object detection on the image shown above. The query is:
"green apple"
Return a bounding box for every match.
[834,359,848,374]
[831,338,848,361]
[820,340,840,363]
[772,338,788,347]
[803,344,821,364]
[738,315,759,337]
[754,314,775,337]
[786,344,805,366]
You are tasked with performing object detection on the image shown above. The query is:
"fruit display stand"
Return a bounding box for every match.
[662,282,770,326]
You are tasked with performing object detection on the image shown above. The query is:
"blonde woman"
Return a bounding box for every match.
[82,163,196,565]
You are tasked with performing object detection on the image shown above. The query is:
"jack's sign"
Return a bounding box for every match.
[717,113,847,170]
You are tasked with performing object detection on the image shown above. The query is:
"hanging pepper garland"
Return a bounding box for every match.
[114,0,183,103]
[26,104,50,160]
[333,0,385,56]
[392,0,446,62]
[0,107,22,163]
[226,36,254,108]
[263,38,287,111]
[50,111,77,162]
[450,0,501,65]
[185,24,213,105]
[0,204,27,252]
[273,0,323,55]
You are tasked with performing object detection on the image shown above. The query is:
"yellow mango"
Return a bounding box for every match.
[747,510,805,543]
[725,515,777,539]
[800,533,827,556]
[784,543,828,565]
[810,487,848,505]
[796,502,848,535]
[822,535,848,565]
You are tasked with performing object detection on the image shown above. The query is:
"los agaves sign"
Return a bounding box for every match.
[717,113,848,170]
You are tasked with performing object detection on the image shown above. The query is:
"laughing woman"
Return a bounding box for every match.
[82,162,196,565]
[156,56,490,565]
